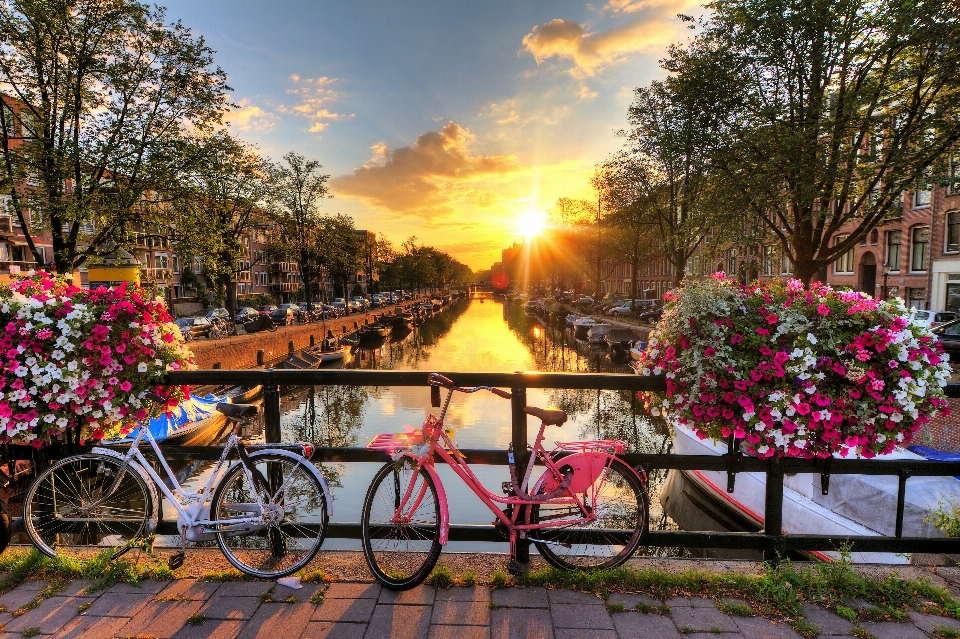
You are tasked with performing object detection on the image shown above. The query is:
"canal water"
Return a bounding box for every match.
[173,296,677,553]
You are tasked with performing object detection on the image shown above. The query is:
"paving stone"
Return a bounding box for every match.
[302,621,368,639]
[608,593,663,610]
[554,630,617,639]
[490,587,549,609]
[550,603,614,630]
[378,585,436,605]
[276,583,325,603]
[612,611,682,639]
[732,615,804,639]
[671,605,739,633]
[119,599,205,638]
[841,598,881,612]
[324,583,381,600]
[431,600,490,626]
[49,614,132,639]
[428,626,491,639]
[82,592,151,618]
[436,586,490,603]
[0,585,44,612]
[681,634,743,639]
[365,604,433,639]
[238,602,316,639]
[546,590,603,605]
[213,581,275,598]
[59,581,95,598]
[171,618,244,639]
[721,597,751,608]
[104,579,171,594]
[157,579,222,601]
[4,596,86,634]
[199,596,262,620]
[799,603,855,635]
[665,596,717,608]
[313,597,377,623]
[16,581,52,592]
[907,609,960,634]
[856,621,930,639]
[490,607,553,639]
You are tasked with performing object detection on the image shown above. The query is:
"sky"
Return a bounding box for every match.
[161,0,704,271]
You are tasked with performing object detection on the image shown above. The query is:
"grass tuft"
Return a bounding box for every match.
[198,569,247,582]
[934,627,960,639]
[309,591,325,605]
[605,602,625,613]
[21,628,40,638]
[718,601,753,617]
[185,614,207,627]
[458,571,476,587]
[852,628,877,639]
[425,565,454,590]
[489,571,510,589]
[77,602,92,614]
[789,619,819,638]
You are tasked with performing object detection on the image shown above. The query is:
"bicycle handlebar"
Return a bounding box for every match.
[427,373,512,400]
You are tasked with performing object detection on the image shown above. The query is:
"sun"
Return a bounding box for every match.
[515,210,547,239]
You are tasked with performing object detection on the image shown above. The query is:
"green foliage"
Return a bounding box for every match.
[425,565,454,589]
[605,602,626,613]
[934,626,960,639]
[185,614,207,626]
[459,571,477,587]
[927,499,960,537]
[489,571,510,589]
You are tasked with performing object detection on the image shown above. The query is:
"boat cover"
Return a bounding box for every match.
[109,394,224,442]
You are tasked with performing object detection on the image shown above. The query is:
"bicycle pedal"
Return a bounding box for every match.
[167,551,185,570]
[506,560,529,577]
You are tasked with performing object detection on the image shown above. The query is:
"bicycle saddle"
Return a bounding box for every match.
[217,403,259,419]
[524,406,567,426]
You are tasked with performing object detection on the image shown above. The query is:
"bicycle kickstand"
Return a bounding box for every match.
[168,526,187,570]
[506,530,529,577]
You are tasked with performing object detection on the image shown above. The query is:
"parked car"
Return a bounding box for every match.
[574,297,595,307]
[352,296,369,311]
[270,306,296,326]
[933,317,960,358]
[260,304,278,316]
[348,299,363,313]
[278,303,302,322]
[332,298,347,313]
[909,309,957,329]
[174,316,213,341]
[638,308,665,324]
[234,307,260,323]
[204,307,230,321]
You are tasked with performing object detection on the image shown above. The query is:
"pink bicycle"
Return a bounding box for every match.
[361,373,649,590]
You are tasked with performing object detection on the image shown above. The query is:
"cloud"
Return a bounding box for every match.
[278,76,352,135]
[522,2,700,77]
[223,98,277,132]
[330,122,520,216]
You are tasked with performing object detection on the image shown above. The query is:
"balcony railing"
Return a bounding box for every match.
[0,260,37,275]
[270,262,299,273]
[233,271,252,283]
[141,267,173,281]
[269,282,300,292]
[102,369,960,568]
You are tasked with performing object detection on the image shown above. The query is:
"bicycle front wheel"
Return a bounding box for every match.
[24,454,152,559]
[211,453,328,579]
[531,457,648,570]
[361,460,441,590]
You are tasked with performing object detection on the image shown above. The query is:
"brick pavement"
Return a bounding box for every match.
[0,578,954,638]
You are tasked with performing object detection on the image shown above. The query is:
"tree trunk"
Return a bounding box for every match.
[223,276,237,317]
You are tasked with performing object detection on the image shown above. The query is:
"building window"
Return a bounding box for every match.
[947,212,960,254]
[950,152,960,196]
[833,236,854,274]
[914,185,932,208]
[870,229,878,245]
[725,249,737,275]
[155,252,168,270]
[911,226,929,272]
[172,255,180,274]
[886,230,901,271]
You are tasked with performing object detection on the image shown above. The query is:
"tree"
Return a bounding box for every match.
[316,214,361,301]
[0,0,228,273]
[700,0,960,285]
[169,132,270,317]
[267,152,330,307]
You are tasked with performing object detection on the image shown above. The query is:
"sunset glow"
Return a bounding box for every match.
[516,211,548,240]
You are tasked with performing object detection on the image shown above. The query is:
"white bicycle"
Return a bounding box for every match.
[23,399,332,578]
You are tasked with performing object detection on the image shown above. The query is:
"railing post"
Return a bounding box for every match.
[763,457,785,563]
[264,372,281,444]
[510,376,529,573]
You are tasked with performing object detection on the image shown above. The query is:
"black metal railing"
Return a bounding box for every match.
[148,369,960,564]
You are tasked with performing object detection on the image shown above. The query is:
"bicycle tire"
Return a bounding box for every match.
[24,453,152,559]
[361,460,442,590]
[530,457,648,570]
[211,452,328,579]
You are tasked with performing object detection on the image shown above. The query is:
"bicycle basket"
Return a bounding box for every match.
[553,439,626,455]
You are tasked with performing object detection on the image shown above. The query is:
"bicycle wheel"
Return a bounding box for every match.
[531,457,648,570]
[24,454,152,559]
[361,460,441,590]
[211,452,328,578]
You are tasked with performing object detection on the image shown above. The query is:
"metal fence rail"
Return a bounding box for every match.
[152,369,960,563]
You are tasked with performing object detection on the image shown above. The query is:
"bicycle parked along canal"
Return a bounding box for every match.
[361,372,649,590]
[23,395,332,578]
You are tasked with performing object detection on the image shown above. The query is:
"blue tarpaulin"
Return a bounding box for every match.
[110,394,224,442]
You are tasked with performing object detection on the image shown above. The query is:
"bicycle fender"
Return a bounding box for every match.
[418,461,450,545]
[247,449,334,517]
[90,447,161,527]
[533,452,636,495]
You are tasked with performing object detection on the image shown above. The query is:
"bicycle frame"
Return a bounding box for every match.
[367,383,626,562]
[91,423,272,534]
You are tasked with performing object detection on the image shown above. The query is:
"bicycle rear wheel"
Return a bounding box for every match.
[211,452,328,578]
[531,457,648,570]
[24,454,152,559]
[361,460,441,590]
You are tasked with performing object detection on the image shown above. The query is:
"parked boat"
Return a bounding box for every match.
[604,328,637,362]
[586,323,611,346]
[630,341,648,361]
[662,423,960,563]
[114,394,233,446]
[573,317,596,339]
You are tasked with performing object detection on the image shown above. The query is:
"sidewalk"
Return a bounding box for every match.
[1,575,959,639]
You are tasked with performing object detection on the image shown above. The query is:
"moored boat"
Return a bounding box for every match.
[573,317,596,339]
